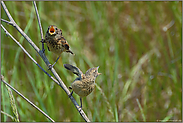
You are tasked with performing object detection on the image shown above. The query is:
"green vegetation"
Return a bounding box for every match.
[1,1,182,122]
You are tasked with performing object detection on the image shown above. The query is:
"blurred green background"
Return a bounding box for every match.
[1,1,182,122]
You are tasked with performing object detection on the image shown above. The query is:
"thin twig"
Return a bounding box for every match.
[33,1,45,52]
[1,18,12,24]
[1,1,90,122]
[1,111,15,121]
[1,75,55,122]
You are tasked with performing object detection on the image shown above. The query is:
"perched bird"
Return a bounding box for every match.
[42,25,74,68]
[64,64,101,108]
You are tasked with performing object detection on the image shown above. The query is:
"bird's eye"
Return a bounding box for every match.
[55,28,57,30]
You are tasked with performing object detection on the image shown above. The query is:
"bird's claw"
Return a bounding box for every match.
[42,48,45,53]
[40,39,45,43]
[48,64,53,70]
[68,91,73,98]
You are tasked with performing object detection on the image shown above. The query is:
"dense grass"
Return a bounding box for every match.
[1,1,182,122]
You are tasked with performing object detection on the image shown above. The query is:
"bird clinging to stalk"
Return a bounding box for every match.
[64,64,101,108]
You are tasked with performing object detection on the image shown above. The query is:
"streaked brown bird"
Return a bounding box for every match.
[64,64,101,108]
[42,25,74,68]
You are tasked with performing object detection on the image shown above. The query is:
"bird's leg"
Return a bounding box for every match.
[69,91,73,98]
[80,97,82,109]
[48,55,61,70]
[53,55,61,66]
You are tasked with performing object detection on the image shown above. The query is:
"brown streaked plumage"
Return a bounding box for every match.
[42,25,74,68]
[64,64,101,108]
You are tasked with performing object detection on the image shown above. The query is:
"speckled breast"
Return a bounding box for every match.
[46,38,66,55]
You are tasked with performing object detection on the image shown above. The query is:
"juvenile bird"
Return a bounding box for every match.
[64,64,101,108]
[42,25,74,69]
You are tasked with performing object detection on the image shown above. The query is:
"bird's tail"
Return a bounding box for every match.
[64,64,83,77]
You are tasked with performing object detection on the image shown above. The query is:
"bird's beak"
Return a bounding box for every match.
[49,26,55,35]
[96,66,101,75]
[98,73,102,75]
